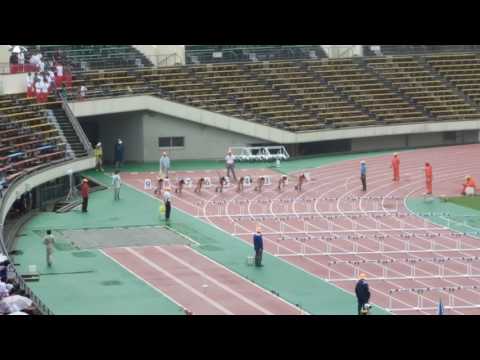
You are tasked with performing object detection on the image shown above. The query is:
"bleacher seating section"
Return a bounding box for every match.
[0,93,72,182]
[371,45,480,56]
[185,45,327,64]
[59,52,480,132]
[6,46,480,175]
[23,45,153,73]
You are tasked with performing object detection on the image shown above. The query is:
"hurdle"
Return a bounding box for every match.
[229,145,290,162]
[387,285,480,312]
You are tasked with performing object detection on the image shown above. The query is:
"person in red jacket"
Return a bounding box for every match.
[424,162,433,195]
[80,179,89,213]
[391,153,400,182]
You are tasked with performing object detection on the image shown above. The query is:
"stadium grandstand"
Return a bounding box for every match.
[2,44,480,315]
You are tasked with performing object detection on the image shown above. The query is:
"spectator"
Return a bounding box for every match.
[17,51,25,72]
[112,170,121,201]
[0,171,7,199]
[253,227,264,267]
[163,187,172,223]
[80,178,89,213]
[0,281,13,299]
[114,139,124,169]
[47,67,56,92]
[360,160,367,192]
[43,230,55,267]
[79,85,88,100]
[26,72,34,98]
[9,52,18,73]
[159,152,170,178]
[94,143,104,171]
[41,76,50,103]
[225,150,237,181]
[59,83,68,101]
[55,63,64,87]
[64,66,73,88]
[0,257,9,282]
[34,80,42,103]
[355,273,371,315]
[39,60,45,73]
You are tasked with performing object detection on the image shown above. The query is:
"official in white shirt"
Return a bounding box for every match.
[225,150,237,181]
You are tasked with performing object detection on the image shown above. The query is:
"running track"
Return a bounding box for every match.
[121,144,480,315]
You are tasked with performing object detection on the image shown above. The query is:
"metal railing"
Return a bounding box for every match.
[60,97,93,156]
[0,157,78,316]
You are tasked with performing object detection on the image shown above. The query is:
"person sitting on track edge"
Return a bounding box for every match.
[194,177,205,193]
[462,175,477,196]
[254,176,265,192]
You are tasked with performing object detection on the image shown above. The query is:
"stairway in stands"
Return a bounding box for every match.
[50,107,88,158]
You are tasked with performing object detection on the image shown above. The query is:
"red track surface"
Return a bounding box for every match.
[102,245,301,315]
[121,145,480,315]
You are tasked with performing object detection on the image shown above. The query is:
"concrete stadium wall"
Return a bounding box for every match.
[352,135,407,152]
[79,112,144,163]
[142,111,267,161]
[351,130,479,152]
[0,72,26,94]
[133,45,185,66]
[0,157,95,225]
[0,45,9,65]
[70,96,480,160]
[79,110,268,162]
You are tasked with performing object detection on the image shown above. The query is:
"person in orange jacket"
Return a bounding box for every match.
[462,176,477,196]
[424,162,433,195]
[391,153,400,182]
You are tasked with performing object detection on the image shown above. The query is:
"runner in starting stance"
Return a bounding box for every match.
[154,178,164,195]
[175,178,185,194]
[194,177,205,193]
[277,175,288,192]
[237,176,245,193]
[294,174,306,191]
[215,176,227,193]
[254,176,265,192]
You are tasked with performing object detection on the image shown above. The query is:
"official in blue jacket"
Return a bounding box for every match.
[114,139,125,169]
[253,227,264,267]
[360,160,367,192]
[355,273,371,314]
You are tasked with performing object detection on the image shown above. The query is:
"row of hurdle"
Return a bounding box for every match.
[387,285,480,311]
[228,213,441,234]
[326,256,480,282]
[271,230,477,257]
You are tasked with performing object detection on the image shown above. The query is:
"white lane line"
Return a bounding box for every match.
[184,245,305,314]
[99,249,185,313]
[154,246,274,315]
[126,247,234,315]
